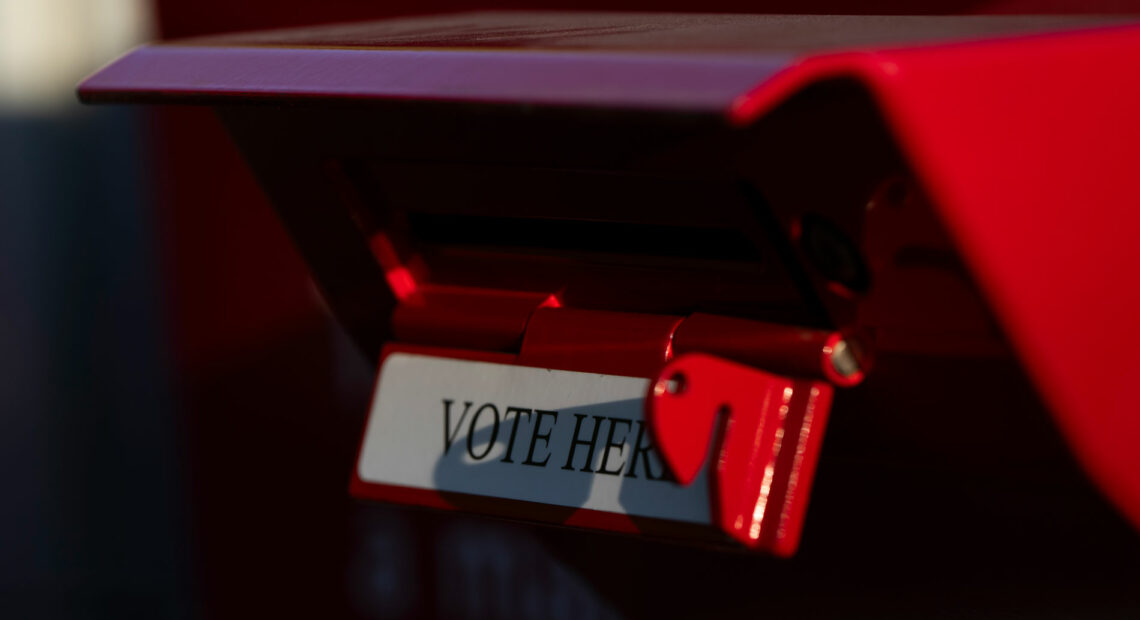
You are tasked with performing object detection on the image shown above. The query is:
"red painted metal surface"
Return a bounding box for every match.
[648,353,833,556]
[123,4,1140,615]
[393,287,559,352]
[79,12,1140,548]
[518,308,683,378]
[727,22,1140,532]
[672,313,868,387]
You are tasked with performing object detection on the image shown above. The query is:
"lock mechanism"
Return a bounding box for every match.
[649,354,835,556]
[390,281,869,554]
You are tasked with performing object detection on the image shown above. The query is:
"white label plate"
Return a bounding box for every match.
[357,353,711,524]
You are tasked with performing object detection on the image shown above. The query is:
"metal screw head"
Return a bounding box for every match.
[656,372,688,397]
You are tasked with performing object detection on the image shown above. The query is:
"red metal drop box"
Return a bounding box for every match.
[81,13,1140,557]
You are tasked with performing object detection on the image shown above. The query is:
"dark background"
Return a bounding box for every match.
[4,1,1140,618]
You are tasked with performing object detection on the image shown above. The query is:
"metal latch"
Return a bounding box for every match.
[391,288,869,554]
